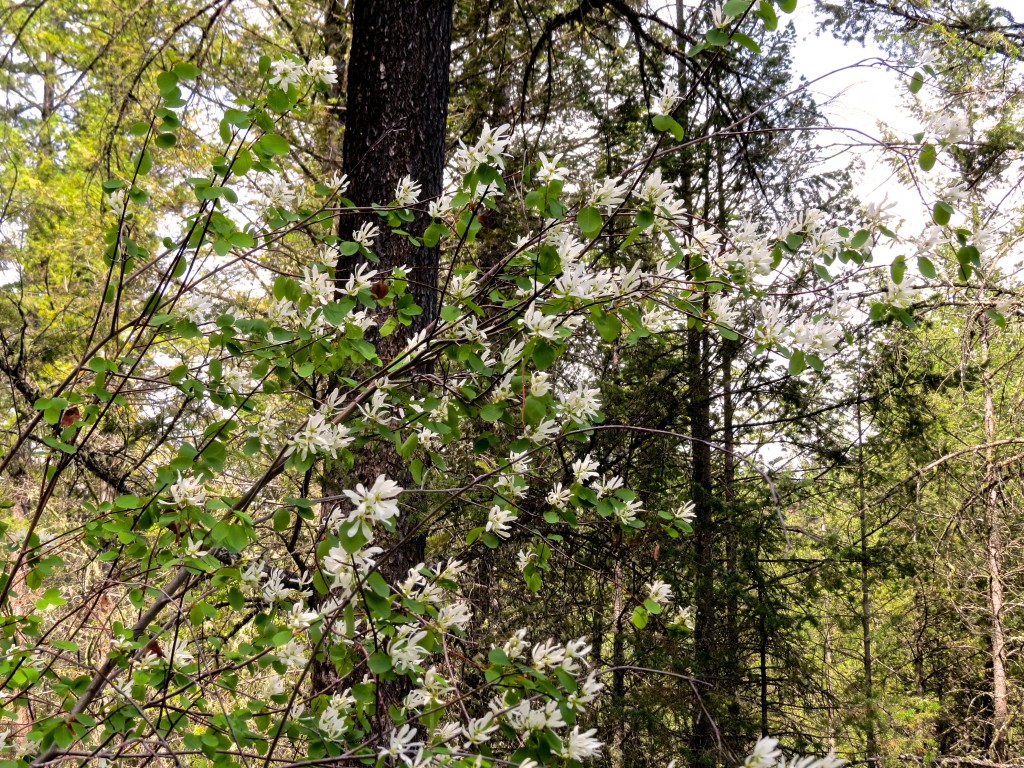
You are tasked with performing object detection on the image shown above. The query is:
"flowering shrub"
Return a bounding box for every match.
[0,13,976,768]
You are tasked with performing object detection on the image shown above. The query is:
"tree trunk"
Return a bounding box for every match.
[688,313,717,767]
[980,313,1008,761]
[314,0,454,726]
[857,397,879,765]
[337,0,451,336]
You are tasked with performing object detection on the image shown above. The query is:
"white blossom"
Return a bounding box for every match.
[453,121,513,174]
[744,737,783,768]
[341,262,378,297]
[654,81,679,115]
[340,475,403,539]
[572,454,600,485]
[522,304,562,340]
[674,500,696,524]
[179,293,214,324]
[394,175,422,207]
[558,385,601,423]
[589,176,630,213]
[287,412,353,460]
[276,639,308,670]
[269,58,303,90]
[435,601,472,633]
[546,482,571,509]
[304,55,337,86]
[647,579,674,605]
[536,152,566,184]
[485,505,517,539]
[522,418,559,444]
[166,473,206,507]
[462,713,499,745]
[529,371,551,397]
[560,726,603,760]
[380,723,421,763]
[351,221,380,249]
[884,278,922,308]
[390,625,430,671]
[183,537,207,558]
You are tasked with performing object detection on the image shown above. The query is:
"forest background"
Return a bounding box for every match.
[1,1,1024,767]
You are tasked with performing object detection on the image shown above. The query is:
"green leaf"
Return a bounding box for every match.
[232,149,253,177]
[135,150,153,176]
[577,207,603,239]
[154,132,177,149]
[850,229,871,249]
[757,0,778,30]
[933,201,953,226]
[366,571,390,598]
[172,62,200,80]
[777,0,796,11]
[909,71,924,94]
[488,647,510,666]
[918,256,936,279]
[368,652,393,674]
[723,0,752,14]
[732,32,761,54]
[424,221,447,248]
[891,307,917,328]
[706,28,730,47]
[272,508,291,532]
[593,312,622,343]
[479,403,503,422]
[533,340,555,370]
[987,308,1007,329]
[651,114,685,142]
[890,256,906,284]
[524,396,547,425]
[918,143,936,171]
[156,71,178,94]
[631,606,649,629]
[229,231,256,248]
[789,350,806,376]
[36,588,66,610]
[257,133,290,156]
[270,630,293,647]
[267,88,292,114]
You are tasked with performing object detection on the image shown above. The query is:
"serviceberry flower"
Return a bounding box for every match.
[647,579,674,605]
[394,175,422,207]
[183,537,207,558]
[654,81,679,115]
[560,727,603,760]
[486,505,517,539]
[351,221,379,249]
[537,152,566,184]
[341,475,403,539]
[269,58,303,89]
[304,55,337,86]
[166,473,206,507]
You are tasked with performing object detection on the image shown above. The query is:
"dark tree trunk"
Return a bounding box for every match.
[688,319,718,768]
[337,0,452,336]
[313,0,454,729]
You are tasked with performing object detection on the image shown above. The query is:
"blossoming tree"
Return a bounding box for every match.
[0,0,992,766]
